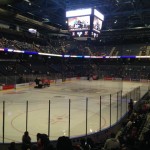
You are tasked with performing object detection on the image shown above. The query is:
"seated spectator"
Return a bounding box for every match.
[85,137,94,150]
[103,133,120,150]
[22,131,31,150]
[31,133,42,150]
[8,142,18,150]
[56,136,73,150]
[126,119,133,129]
[80,138,86,150]
[36,133,42,146]
[33,133,53,150]
[79,138,92,150]
[73,145,83,150]
[128,99,134,117]
[143,125,150,148]
[31,145,38,150]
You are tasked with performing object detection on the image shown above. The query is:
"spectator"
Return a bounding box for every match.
[36,133,42,148]
[128,99,133,117]
[142,125,150,149]
[126,119,133,129]
[103,133,120,150]
[22,131,31,150]
[80,138,86,150]
[56,136,73,150]
[31,145,38,150]
[31,133,42,150]
[40,134,54,150]
[87,137,94,149]
[8,142,18,150]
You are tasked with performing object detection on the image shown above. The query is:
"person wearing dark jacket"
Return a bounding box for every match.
[8,142,18,150]
[22,131,31,150]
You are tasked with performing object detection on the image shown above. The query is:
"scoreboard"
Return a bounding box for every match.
[66,8,104,40]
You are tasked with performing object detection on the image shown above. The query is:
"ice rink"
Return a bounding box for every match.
[0,79,149,143]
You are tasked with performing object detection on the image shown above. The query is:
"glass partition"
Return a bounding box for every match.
[117,91,122,120]
[0,81,149,143]
[101,94,111,129]
[50,98,70,140]
[28,100,49,142]
[87,98,100,134]
[70,98,86,138]
[5,100,26,143]
[111,93,118,125]
[0,101,3,143]
[140,85,149,98]
[121,93,128,116]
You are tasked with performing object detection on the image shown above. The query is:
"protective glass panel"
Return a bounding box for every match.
[88,98,100,134]
[28,100,49,142]
[5,99,26,143]
[101,94,111,130]
[50,98,69,140]
[0,101,3,143]
[111,93,118,125]
[70,98,86,138]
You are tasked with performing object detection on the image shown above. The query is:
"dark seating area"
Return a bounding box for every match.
[0,28,150,56]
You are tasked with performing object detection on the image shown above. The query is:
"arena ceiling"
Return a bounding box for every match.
[66,0,150,30]
[0,0,150,36]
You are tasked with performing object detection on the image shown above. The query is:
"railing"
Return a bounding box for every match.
[0,84,149,143]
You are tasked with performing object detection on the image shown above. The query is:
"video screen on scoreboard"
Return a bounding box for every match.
[68,16,90,31]
[93,16,103,33]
